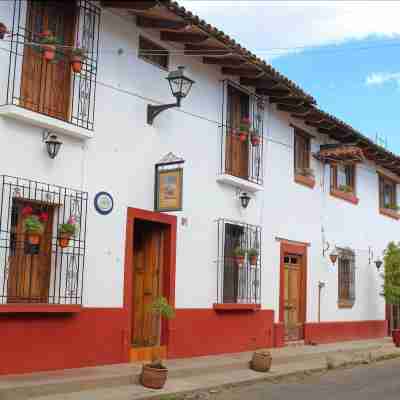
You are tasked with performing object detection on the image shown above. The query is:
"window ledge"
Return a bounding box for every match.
[379,207,400,220]
[0,304,82,313]
[0,105,93,140]
[338,300,355,309]
[294,174,315,189]
[216,174,263,193]
[330,189,359,205]
[213,303,261,311]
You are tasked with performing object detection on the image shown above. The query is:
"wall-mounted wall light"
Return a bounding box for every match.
[147,66,195,125]
[329,247,339,265]
[369,246,383,271]
[375,257,383,271]
[42,130,62,159]
[239,192,251,209]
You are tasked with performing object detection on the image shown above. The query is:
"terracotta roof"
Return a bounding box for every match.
[314,144,365,163]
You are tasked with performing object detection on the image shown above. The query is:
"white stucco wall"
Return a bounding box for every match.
[0,3,392,324]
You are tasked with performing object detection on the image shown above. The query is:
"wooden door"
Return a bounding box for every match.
[283,254,304,341]
[132,220,164,347]
[20,1,76,120]
[225,85,249,179]
[7,200,54,303]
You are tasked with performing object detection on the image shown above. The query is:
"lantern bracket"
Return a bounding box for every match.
[147,97,181,125]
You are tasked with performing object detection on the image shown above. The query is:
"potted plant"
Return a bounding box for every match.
[387,204,400,212]
[248,248,259,266]
[23,210,45,245]
[239,117,250,142]
[233,246,246,266]
[381,242,400,347]
[250,129,261,146]
[70,46,87,73]
[39,31,58,62]
[338,184,353,193]
[141,296,175,389]
[250,350,272,372]
[58,216,77,248]
[0,23,9,40]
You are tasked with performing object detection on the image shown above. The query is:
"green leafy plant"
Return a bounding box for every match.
[151,296,175,320]
[59,223,76,236]
[24,215,44,235]
[387,204,400,211]
[248,248,259,257]
[382,242,400,306]
[338,184,353,193]
[71,47,87,59]
[239,117,251,133]
[39,34,58,46]
[233,247,246,257]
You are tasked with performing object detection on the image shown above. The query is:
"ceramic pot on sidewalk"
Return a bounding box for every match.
[250,350,272,372]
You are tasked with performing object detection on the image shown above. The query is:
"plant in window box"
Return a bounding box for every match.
[296,167,314,178]
[141,296,175,389]
[0,23,10,40]
[38,31,59,62]
[250,129,261,146]
[70,46,87,73]
[248,248,259,266]
[239,117,250,142]
[387,204,400,212]
[233,246,246,266]
[58,216,77,248]
[23,208,47,245]
[338,184,353,193]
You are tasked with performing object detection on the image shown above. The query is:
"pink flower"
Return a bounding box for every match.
[21,206,33,217]
[39,212,49,222]
[67,216,76,225]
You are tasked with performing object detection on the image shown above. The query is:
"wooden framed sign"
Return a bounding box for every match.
[155,153,184,212]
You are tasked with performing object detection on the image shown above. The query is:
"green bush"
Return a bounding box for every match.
[24,215,44,234]
[382,242,400,305]
[151,296,175,320]
[233,247,246,257]
[59,223,76,236]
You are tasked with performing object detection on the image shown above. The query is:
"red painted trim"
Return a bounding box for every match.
[304,320,387,344]
[379,207,400,220]
[0,304,81,313]
[279,242,307,337]
[330,189,359,205]
[294,174,315,189]
[213,303,261,311]
[273,322,285,347]
[123,208,177,355]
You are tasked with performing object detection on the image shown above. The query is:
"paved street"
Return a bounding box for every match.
[208,358,400,400]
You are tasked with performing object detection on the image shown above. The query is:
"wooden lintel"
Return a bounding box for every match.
[185,44,230,56]
[160,31,208,44]
[136,16,188,30]
[277,104,311,114]
[240,77,278,88]
[221,67,263,77]
[101,1,158,10]
[202,57,245,66]
[306,121,336,130]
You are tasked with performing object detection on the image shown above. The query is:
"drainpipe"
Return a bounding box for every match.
[318,281,326,323]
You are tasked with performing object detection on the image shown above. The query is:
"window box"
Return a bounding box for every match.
[338,300,354,309]
[213,303,261,311]
[0,105,93,140]
[330,189,359,205]
[216,174,264,193]
[0,304,82,314]
[379,207,400,221]
[294,174,315,189]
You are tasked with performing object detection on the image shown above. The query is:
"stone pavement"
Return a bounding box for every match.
[1,338,399,400]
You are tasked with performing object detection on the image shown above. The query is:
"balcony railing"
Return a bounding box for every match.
[216,218,262,304]
[2,0,100,131]
[0,175,88,305]
[220,80,265,186]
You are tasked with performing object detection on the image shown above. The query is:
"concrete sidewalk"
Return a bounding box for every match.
[2,338,400,400]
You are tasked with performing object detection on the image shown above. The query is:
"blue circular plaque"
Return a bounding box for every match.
[94,192,114,215]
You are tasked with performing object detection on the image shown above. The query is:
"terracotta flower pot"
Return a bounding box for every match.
[235,255,245,266]
[251,135,261,146]
[58,234,71,249]
[249,255,258,266]
[250,350,272,372]
[392,329,400,347]
[141,364,168,389]
[71,56,82,73]
[239,132,248,142]
[42,45,56,61]
[26,233,41,246]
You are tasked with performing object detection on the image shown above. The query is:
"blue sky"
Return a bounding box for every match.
[179,1,400,153]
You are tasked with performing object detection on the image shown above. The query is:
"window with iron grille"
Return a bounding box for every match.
[216,218,261,304]
[379,175,397,210]
[338,248,355,308]
[294,128,311,174]
[221,81,265,185]
[138,35,169,70]
[4,0,100,130]
[0,175,88,305]
[331,164,356,194]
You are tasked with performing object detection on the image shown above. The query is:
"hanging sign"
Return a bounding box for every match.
[155,152,185,212]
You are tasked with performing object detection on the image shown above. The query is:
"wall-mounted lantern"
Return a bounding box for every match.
[375,257,383,271]
[43,130,62,159]
[147,66,195,125]
[329,247,339,265]
[369,246,383,271]
[239,191,251,209]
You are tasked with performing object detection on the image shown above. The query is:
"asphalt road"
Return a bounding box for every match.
[209,358,400,400]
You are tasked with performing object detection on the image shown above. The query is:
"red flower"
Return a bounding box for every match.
[241,117,250,124]
[39,212,49,222]
[21,206,33,217]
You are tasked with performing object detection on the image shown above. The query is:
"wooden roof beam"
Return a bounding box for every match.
[240,77,278,89]
[101,1,158,10]
[160,31,209,44]
[269,97,305,106]
[306,121,336,130]
[136,16,189,30]
[185,44,231,56]
[221,67,264,78]
[203,57,246,66]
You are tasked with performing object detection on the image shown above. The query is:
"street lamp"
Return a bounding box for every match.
[43,131,62,159]
[147,66,195,125]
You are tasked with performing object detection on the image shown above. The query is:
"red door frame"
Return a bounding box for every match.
[279,241,308,340]
[124,208,177,353]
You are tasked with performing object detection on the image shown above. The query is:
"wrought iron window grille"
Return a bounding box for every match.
[220,80,265,185]
[0,175,88,305]
[216,218,262,304]
[337,247,356,304]
[4,0,100,131]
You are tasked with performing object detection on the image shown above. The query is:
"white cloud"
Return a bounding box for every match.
[366,72,400,86]
[178,1,400,58]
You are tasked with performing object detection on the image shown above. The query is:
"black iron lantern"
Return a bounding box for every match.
[375,257,383,271]
[147,66,195,125]
[45,133,62,159]
[239,192,251,209]
[329,247,339,265]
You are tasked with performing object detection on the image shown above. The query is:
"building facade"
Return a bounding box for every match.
[0,0,395,375]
